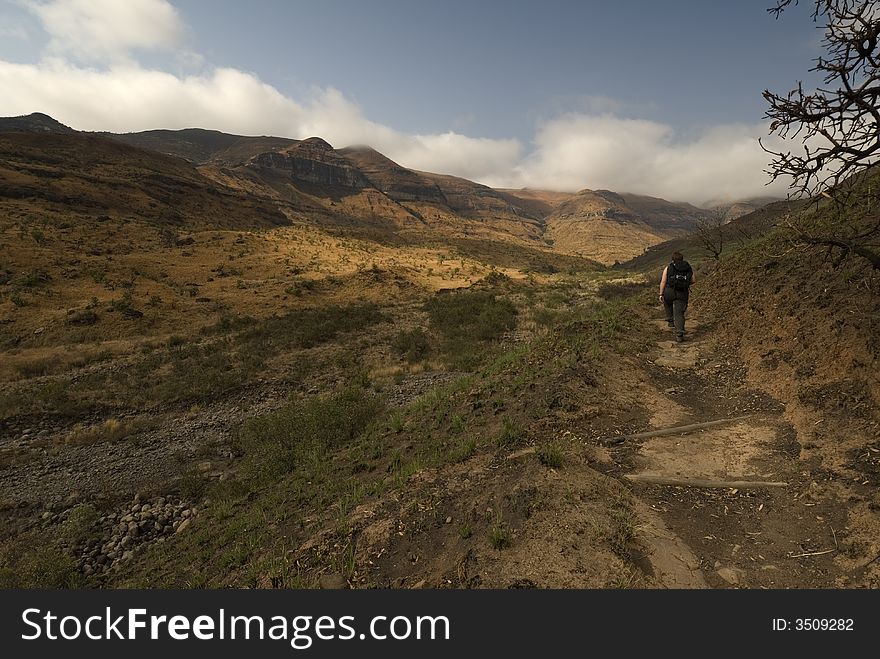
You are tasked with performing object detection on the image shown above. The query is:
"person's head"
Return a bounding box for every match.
[672,251,684,262]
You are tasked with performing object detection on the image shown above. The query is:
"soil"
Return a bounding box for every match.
[592,310,880,588]
[3,284,877,589]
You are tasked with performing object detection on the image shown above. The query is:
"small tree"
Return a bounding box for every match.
[762,0,880,268]
[694,216,725,261]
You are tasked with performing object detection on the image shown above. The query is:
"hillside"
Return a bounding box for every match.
[694,183,880,478]
[0,131,288,229]
[0,112,75,134]
[616,179,880,588]
[2,114,770,264]
[106,128,295,166]
[545,189,709,264]
[621,198,802,275]
[495,189,575,217]
[706,196,783,223]
[1,113,878,592]
[337,146,448,205]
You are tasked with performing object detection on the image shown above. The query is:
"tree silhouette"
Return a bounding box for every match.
[763,0,880,269]
[763,0,880,193]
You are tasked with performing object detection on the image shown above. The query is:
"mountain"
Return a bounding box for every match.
[104,128,295,165]
[0,112,75,134]
[544,189,710,264]
[0,130,287,229]
[706,197,783,223]
[338,146,448,205]
[495,189,575,217]
[1,113,726,259]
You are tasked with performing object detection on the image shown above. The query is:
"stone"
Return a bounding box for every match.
[175,518,192,534]
[318,573,348,589]
[717,567,744,585]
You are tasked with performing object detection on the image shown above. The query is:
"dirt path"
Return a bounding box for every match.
[606,313,864,588]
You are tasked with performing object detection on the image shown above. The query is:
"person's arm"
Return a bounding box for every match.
[690,271,696,286]
[658,266,667,301]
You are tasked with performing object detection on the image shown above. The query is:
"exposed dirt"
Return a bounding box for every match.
[594,307,880,588]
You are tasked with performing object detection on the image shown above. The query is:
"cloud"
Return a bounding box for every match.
[0,23,30,40]
[2,1,788,204]
[511,113,790,204]
[24,0,184,62]
[0,58,522,184]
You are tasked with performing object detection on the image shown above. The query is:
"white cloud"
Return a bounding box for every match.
[0,58,521,185]
[24,0,184,62]
[1,1,789,205]
[510,113,790,204]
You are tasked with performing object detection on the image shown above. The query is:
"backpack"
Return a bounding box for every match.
[667,261,692,292]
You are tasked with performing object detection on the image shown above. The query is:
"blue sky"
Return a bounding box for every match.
[0,0,825,203]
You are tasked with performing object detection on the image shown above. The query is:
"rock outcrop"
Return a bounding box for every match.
[339,146,448,204]
[248,138,371,189]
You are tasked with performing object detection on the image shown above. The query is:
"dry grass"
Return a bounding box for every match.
[60,417,160,446]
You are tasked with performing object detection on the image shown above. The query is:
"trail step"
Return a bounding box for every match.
[624,474,788,488]
[599,416,754,446]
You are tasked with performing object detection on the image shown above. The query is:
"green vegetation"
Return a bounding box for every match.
[391,328,432,363]
[536,442,565,469]
[488,522,512,550]
[236,386,384,482]
[0,302,386,421]
[0,542,81,589]
[495,416,525,448]
[2,265,651,588]
[425,289,517,369]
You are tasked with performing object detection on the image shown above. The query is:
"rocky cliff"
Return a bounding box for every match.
[248,138,371,190]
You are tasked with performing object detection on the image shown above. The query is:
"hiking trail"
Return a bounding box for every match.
[600,312,859,588]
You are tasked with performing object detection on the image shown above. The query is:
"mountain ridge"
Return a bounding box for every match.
[0,113,776,263]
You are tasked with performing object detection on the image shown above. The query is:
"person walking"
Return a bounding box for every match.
[659,251,695,342]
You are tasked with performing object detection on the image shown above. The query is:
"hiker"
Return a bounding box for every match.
[659,251,695,342]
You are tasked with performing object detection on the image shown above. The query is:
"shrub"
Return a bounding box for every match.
[426,291,516,343]
[237,387,384,482]
[391,328,432,362]
[0,538,81,588]
[425,290,517,368]
[536,443,565,469]
[488,523,511,550]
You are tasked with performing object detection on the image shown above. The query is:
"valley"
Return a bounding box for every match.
[0,114,877,590]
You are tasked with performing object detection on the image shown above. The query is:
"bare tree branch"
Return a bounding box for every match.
[764,0,880,268]
[764,1,880,196]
